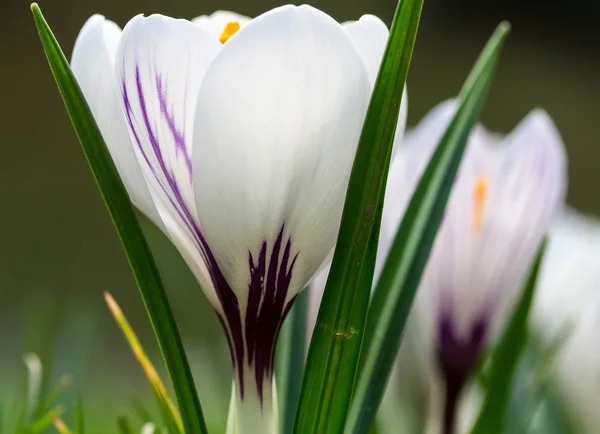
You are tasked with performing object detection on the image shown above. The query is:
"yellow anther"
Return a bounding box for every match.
[472,177,489,234]
[219,21,240,44]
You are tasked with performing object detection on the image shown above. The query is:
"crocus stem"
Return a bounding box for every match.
[226,369,279,434]
[442,376,465,434]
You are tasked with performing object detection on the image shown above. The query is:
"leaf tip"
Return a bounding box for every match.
[494,20,512,43]
[104,291,120,315]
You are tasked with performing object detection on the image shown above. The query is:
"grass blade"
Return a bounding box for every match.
[30,4,206,433]
[34,375,71,420]
[347,22,511,433]
[52,416,72,434]
[471,240,547,434]
[131,398,153,425]
[294,0,423,431]
[276,288,310,434]
[117,415,135,434]
[74,395,84,434]
[29,406,65,433]
[105,293,183,434]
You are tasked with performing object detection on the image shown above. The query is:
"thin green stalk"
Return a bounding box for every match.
[30,5,206,433]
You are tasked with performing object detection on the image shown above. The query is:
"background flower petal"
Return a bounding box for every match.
[472,109,568,315]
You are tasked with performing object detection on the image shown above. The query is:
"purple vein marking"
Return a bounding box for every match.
[246,224,299,403]
[121,63,300,403]
[122,63,246,396]
[156,73,193,176]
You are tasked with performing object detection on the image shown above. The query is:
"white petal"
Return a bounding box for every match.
[343,15,388,82]
[381,99,457,243]
[534,209,600,342]
[192,10,251,39]
[474,109,567,301]
[429,109,566,339]
[71,15,161,227]
[307,262,330,333]
[344,15,408,152]
[553,282,600,432]
[115,14,223,303]
[193,5,372,300]
[140,423,155,434]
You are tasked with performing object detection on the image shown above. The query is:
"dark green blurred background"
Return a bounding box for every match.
[1,0,599,430]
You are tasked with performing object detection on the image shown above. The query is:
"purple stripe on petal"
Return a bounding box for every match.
[156,74,193,176]
[122,64,247,397]
[246,224,299,404]
[122,61,301,403]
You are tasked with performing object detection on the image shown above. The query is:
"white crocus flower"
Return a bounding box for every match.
[70,6,405,433]
[531,210,600,433]
[398,100,567,434]
[310,100,566,433]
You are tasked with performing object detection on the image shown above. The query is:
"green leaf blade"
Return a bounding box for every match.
[294,0,423,432]
[117,415,135,434]
[74,395,84,434]
[276,288,311,434]
[30,5,206,433]
[471,240,547,434]
[347,21,511,434]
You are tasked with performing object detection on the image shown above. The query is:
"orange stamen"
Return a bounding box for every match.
[473,177,489,234]
[219,21,240,44]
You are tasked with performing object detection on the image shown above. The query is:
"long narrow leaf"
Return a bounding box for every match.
[294,0,423,431]
[276,288,310,434]
[52,417,72,434]
[347,22,511,433]
[471,240,547,434]
[117,415,135,434]
[105,293,183,434]
[29,406,65,433]
[34,375,71,420]
[30,5,206,433]
[74,395,84,434]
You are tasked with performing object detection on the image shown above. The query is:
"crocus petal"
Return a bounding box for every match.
[193,4,371,300]
[534,209,600,341]
[192,10,251,39]
[343,15,388,82]
[115,14,223,305]
[343,15,408,151]
[443,113,564,340]
[381,99,458,245]
[71,15,161,227]
[551,280,600,432]
[468,109,567,320]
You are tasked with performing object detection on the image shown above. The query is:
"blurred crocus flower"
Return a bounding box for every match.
[532,210,600,433]
[310,100,566,433]
[70,6,406,433]
[394,101,567,433]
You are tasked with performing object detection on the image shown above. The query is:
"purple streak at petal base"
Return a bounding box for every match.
[246,224,299,404]
[437,315,487,434]
[122,64,246,397]
[121,63,300,405]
